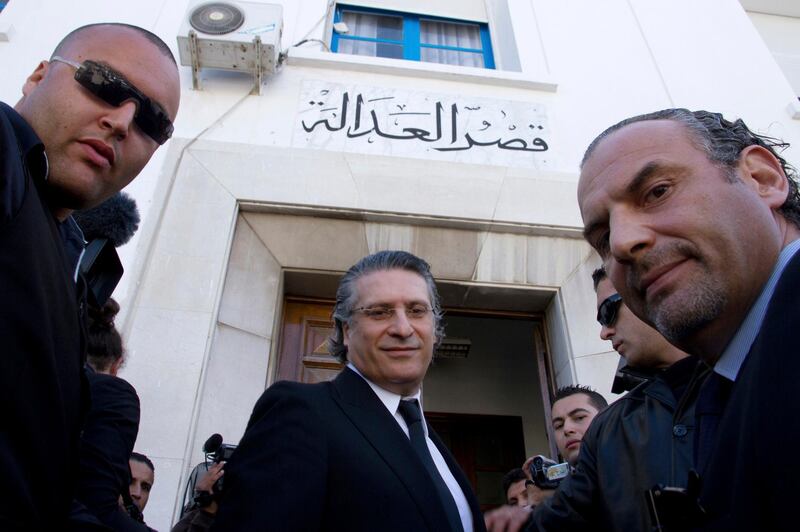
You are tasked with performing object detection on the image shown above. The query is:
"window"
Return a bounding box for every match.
[331,4,495,69]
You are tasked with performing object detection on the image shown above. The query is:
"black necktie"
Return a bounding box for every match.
[398,399,464,532]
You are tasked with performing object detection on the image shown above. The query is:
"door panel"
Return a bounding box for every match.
[276,299,343,383]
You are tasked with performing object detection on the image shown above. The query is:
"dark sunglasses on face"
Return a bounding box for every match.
[597,293,623,327]
[51,56,174,145]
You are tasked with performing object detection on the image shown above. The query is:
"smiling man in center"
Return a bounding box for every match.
[213,250,484,532]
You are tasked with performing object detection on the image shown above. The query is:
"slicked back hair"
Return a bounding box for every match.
[581,108,800,230]
[52,23,176,66]
[328,250,444,362]
[130,451,155,473]
[554,385,608,413]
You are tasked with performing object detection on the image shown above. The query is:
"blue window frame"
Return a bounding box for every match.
[331,4,495,69]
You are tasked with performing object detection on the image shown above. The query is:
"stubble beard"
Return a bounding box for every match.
[648,278,726,346]
[629,242,727,347]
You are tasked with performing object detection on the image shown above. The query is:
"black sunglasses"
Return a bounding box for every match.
[597,293,622,327]
[51,56,174,145]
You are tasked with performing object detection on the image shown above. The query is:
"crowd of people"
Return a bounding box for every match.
[2,19,799,532]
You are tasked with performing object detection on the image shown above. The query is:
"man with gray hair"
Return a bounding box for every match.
[578,109,800,529]
[214,250,484,531]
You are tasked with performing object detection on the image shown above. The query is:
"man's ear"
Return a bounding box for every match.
[20,61,49,99]
[739,144,789,209]
[343,322,351,347]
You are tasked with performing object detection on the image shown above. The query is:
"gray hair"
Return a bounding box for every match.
[581,108,800,230]
[328,250,444,362]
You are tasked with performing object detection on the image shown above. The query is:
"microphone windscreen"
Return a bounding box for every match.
[73,192,140,247]
[203,433,223,454]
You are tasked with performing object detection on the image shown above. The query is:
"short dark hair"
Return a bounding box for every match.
[554,385,608,412]
[328,250,444,362]
[502,468,527,498]
[52,23,176,66]
[86,297,124,373]
[130,451,155,473]
[582,108,800,230]
[591,266,607,291]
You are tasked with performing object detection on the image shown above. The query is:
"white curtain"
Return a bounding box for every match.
[420,20,483,67]
[338,11,403,59]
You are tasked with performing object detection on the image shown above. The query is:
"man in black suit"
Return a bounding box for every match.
[214,250,485,531]
[0,23,179,529]
[577,109,800,530]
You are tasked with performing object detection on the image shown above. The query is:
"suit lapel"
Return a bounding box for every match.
[331,368,454,531]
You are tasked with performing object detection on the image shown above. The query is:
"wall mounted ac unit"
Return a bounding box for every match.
[177,1,283,94]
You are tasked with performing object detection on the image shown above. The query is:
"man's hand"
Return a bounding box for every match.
[484,505,532,532]
[196,462,224,493]
[195,462,224,515]
[526,483,556,507]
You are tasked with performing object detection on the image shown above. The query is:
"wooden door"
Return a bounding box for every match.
[275,298,343,383]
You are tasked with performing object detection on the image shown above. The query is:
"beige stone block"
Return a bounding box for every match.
[410,225,484,280]
[364,222,415,254]
[473,232,528,284]
[191,324,272,458]
[243,212,369,271]
[526,235,592,287]
[122,308,214,460]
[559,253,608,358]
[189,143,362,209]
[546,294,575,384]
[346,152,506,219]
[137,253,225,313]
[493,171,583,227]
[218,216,282,337]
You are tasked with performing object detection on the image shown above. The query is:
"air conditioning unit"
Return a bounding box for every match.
[177,1,283,94]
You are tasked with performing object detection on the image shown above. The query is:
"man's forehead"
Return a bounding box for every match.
[354,268,430,301]
[553,393,595,414]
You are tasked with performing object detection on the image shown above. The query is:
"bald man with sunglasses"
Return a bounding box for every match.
[0,23,179,529]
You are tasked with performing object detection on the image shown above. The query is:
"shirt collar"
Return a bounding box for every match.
[715,238,800,381]
[346,362,423,415]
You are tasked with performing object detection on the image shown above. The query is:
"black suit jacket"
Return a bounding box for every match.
[695,248,800,531]
[213,368,485,531]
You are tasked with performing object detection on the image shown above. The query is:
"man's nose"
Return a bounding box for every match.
[608,209,654,262]
[387,310,414,336]
[100,100,137,140]
[600,324,615,341]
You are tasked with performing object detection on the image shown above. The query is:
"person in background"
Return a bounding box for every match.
[129,452,155,518]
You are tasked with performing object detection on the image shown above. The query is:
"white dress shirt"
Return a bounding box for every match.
[347,363,474,532]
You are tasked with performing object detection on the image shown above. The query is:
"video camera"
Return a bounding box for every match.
[179,433,238,517]
[529,455,571,489]
[203,433,237,464]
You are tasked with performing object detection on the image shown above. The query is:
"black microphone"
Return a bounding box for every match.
[203,433,223,454]
[73,193,140,307]
[73,191,140,247]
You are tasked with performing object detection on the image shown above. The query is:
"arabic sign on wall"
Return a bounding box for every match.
[293,80,552,169]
